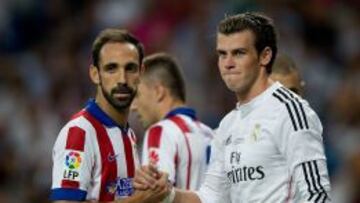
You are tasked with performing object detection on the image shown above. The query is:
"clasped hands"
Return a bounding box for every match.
[132,164,172,203]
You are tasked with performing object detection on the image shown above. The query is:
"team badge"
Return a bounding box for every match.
[148,147,159,165]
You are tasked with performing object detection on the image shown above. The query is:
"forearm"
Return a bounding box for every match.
[173,189,201,203]
[294,159,331,202]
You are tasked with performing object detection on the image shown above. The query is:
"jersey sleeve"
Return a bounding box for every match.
[293,159,331,202]
[275,102,331,202]
[196,125,231,203]
[141,125,178,184]
[50,120,94,201]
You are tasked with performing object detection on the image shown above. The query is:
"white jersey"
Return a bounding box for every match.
[142,107,213,190]
[50,99,140,202]
[197,82,331,203]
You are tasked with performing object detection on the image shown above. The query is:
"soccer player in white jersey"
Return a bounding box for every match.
[133,12,331,203]
[131,53,213,190]
[50,29,168,202]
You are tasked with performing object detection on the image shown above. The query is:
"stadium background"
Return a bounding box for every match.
[0,0,359,202]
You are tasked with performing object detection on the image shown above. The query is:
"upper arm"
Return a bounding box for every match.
[50,120,95,201]
[142,125,177,183]
[275,102,326,171]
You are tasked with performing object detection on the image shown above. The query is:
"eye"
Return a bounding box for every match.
[217,50,227,59]
[103,63,118,72]
[125,62,139,73]
[233,49,245,57]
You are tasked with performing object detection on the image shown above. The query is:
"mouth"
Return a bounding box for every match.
[113,92,131,99]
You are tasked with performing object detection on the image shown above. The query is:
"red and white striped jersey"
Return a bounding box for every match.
[142,107,213,190]
[50,99,139,202]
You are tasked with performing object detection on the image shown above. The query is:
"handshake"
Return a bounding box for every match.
[131,164,175,203]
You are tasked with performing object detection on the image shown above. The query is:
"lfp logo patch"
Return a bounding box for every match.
[65,151,82,169]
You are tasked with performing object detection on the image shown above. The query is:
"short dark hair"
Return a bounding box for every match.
[143,53,186,102]
[218,12,278,74]
[92,28,144,68]
[272,54,298,75]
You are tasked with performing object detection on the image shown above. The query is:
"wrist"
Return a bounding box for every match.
[162,187,175,203]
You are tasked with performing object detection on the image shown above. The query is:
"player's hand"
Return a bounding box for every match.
[133,183,171,203]
[134,164,161,190]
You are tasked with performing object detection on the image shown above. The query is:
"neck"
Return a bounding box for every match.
[158,98,186,119]
[236,73,273,104]
[95,92,129,127]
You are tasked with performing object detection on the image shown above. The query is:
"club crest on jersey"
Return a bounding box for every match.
[63,151,82,180]
[148,148,159,165]
[249,124,261,142]
[107,177,134,197]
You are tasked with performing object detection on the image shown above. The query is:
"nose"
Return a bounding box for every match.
[223,56,236,70]
[117,68,127,84]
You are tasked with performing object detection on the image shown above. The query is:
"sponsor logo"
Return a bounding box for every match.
[230,151,241,165]
[65,151,82,169]
[227,165,265,184]
[227,150,265,184]
[107,177,134,197]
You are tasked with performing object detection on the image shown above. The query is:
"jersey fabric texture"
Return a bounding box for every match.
[196,82,331,203]
[142,107,213,190]
[50,99,139,202]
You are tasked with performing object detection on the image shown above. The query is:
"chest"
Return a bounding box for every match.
[221,116,284,183]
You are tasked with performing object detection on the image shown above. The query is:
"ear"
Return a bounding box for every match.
[259,47,273,67]
[140,64,145,75]
[154,83,166,102]
[89,65,100,85]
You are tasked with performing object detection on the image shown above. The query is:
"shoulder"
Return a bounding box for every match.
[54,111,97,148]
[269,86,322,132]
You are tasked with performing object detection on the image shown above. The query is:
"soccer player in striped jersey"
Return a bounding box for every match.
[134,12,331,203]
[131,53,213,190]
[50,29,168,202]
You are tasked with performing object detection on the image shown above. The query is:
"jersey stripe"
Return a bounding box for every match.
[61,180,80,188]
[122,130,135,177]
[276,89,304,129]
[301,162,315,200]
[280,87,309,129]
[83,111,117,201]
[148,126,163,148]
[313,161,329,202]
[302,161,329,202]
[169,116,192,189]
[272,92,298,131]
[66,127,86,151]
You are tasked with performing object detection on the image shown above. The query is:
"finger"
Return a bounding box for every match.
[136,167,158,189]
[145,164,160,178]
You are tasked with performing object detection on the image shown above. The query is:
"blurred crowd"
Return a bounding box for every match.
[0,0,359,202]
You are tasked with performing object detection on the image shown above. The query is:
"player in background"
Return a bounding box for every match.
[131,53,213,190]
[134,12,331,203]
[50,29,168,203]
[270,54,305,96]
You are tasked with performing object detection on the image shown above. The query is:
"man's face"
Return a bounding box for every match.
[270,72,303,96]
[131,79,159,129]
[216,30,262,96]
[97,42,140,111]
